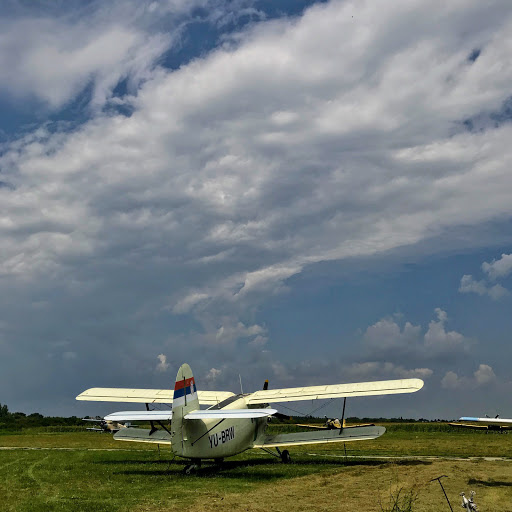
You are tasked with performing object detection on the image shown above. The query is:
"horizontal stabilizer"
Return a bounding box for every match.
[185,408,277,420]
[105,410,172,422]
[76,388,234,405]
[459,416,512,425]
[254,425,385,448]
[114,427,172,445]
[246,378,423,404]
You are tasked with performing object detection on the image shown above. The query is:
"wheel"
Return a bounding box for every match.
[183,464,199,474]
[280,449,291,464]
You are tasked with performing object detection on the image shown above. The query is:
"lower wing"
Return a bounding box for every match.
[254,425,385,448]
[114,428,172,445]
[104,408,277,422]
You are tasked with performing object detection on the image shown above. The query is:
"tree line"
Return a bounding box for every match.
[0,403,83,430]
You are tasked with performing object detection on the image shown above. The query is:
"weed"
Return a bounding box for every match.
[380,486,419,512]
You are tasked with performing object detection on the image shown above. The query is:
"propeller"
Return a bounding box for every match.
[263,379,291,421]
[273,411,292,421]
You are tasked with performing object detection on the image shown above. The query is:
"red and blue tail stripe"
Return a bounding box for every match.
[173,377,197,399]
[173,376,198,408]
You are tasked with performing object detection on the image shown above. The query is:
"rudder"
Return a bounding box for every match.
[171,363,199,457]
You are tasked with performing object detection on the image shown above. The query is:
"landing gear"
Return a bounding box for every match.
[183,459,201,474]
[276,447,291,463]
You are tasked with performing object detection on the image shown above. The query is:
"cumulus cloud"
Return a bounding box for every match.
[345,362,433,381]
[474,364,497,386]
[362,308,472,359]
[204,367,222,383]
[441,364,496,389]
[459,274,508,300]
[482,253,512,280]
[155,354,169,372]
[459,252,512,299]
[363,318,421,351]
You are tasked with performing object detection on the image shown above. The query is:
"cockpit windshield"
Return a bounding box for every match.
[207,394,244,410]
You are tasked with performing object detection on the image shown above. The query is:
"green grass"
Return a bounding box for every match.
[1,425,512,511]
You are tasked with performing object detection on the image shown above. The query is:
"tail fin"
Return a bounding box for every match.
[171,363,199,457]
[172,363,199,415]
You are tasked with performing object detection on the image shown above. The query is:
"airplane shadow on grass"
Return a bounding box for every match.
[468,478,512,487]
[94,456,432,479]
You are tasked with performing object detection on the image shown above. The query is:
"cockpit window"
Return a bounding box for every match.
[207,394,244,410]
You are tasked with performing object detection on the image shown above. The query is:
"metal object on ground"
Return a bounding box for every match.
[430,475,453,512]
[460,491,478,511]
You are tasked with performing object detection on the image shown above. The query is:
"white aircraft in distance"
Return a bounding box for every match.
[77,363,423,471]
[82,417,131,433]
[452,415,512,432]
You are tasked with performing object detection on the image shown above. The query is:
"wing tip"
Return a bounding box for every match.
[412,378,425,391]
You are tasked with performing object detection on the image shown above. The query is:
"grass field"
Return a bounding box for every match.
[1,424,512,511]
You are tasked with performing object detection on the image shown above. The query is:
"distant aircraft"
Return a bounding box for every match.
[82,417,131,433]
[452,415,512,432]
[77,363,423,472]
[296,400,374,430]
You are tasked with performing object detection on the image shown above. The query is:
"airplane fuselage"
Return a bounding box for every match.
[173,396,267,459]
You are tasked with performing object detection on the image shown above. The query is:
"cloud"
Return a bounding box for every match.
[474,364,497,386]
[424,308,466,350]
[155,354,169,372]
[62,351,77,361]
[362,308,472,360]
[215,320,266,344]
[459,252,512,300]
[1,0,512,414]
[363,318,421,351]
[482,253,512,280]
[441,364,496,389]
[345,362,433,381]
[0,17,172,110]
[204,367,222,383]
[459,274,508,300]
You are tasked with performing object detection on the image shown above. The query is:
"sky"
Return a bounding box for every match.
[1,0,512,421]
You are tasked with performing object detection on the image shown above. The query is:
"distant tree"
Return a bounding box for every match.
[0,403,9,417]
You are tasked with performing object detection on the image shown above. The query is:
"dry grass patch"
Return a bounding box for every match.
[182,459,512,512]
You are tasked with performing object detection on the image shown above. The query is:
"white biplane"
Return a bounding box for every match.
[452,415,512,432]
[77,363,423,471]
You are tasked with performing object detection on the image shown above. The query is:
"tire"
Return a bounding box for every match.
[281,450,291,464]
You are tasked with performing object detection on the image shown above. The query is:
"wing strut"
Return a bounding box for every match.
[339,397,347,436]
[146,403,157,435]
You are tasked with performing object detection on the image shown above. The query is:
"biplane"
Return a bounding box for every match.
[451,415,512,432]
[82,417,131,433]
[77,363,423,471]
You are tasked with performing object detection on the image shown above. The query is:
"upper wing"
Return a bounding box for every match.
[459,416,512,425]
[246,378,424,404]
[76,388,234,405]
